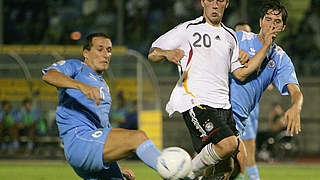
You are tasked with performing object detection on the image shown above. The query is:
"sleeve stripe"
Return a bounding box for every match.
[186,17,206,29]
[221,24,237,46]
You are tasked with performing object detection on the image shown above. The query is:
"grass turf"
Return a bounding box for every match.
[0,160,319,180]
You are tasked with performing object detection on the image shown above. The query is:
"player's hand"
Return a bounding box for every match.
[239,49,250,67]
[165,49,185,66]
[282,106,301,136]
[263,25,283,47]
[121,167,135,180]
[79,83,103,105]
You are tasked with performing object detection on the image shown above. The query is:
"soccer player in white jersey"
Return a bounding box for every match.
[229,1,303,180]
[148,0,279,179]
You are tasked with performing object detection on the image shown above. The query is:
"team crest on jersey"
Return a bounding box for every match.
[268,60,276,68]
[205,122,214,132]
[92,130,103,138]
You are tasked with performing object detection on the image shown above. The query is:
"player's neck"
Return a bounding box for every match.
[257,32,264,43]
[84,61,104,76]
[203,15,221,27]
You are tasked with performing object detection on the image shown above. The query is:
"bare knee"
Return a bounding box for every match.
[215,136,238,158]
[102,129,149,162]
[129,130,149,151]
[223,136,238,156]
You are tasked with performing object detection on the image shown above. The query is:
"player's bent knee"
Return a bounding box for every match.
[224,136,238,155]
[134,130,149,141]
[129,130,149,149]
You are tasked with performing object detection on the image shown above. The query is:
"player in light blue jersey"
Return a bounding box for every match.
[42,33,162,180]
[230,1,304,180]
[234,22,262,180]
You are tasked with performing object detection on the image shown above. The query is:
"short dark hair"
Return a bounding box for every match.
[234,22,250,29]
[83,33,110,51]
[260,0,288,25]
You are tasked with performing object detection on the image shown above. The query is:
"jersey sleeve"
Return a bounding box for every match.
[273,51,299,95]
[150,23,187,51]
[235,30,244,42]
[231,32,243,72]
[42,59,82,78]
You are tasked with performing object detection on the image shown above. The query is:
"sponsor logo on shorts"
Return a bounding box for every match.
[92,130,103,138]
[205,122,214,132]
[189,109,207,137]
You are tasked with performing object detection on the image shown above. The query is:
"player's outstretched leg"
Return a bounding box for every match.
[103,128,161,170]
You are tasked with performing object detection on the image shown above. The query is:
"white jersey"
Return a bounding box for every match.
[151,16,242,116]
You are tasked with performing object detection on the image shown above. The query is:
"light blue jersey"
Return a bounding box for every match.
[231,31,299,132]
[43,60,123,180]
[43,59,112,133]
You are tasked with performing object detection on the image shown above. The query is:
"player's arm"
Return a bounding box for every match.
[283,83,303,136]
[148,23,186,66]
[238,49,250,67]
[42,68,102,105]
[232,43,272,81]
[232,28,281,81]
[148,48,184,66]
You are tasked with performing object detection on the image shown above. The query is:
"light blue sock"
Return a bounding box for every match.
[245,165,260,180]
[136,140,162,170]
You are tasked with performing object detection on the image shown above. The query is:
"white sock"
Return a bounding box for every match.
[191,143,222,175]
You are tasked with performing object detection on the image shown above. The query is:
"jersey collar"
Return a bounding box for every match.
[83,62,104,80]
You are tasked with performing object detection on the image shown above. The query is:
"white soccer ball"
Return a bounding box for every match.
[156,147,192,180]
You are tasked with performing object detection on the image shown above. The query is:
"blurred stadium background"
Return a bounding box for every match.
[0,0,320,179]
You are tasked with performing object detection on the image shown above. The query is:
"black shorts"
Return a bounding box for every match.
[182,105,238,153]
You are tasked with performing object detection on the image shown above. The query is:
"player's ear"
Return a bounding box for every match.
[281,24,286,32]
[225,0,229,8]
[200,0,205,8]
[83,49,88,60]
[259,18,263,28]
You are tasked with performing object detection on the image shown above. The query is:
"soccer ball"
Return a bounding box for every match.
[156,147,192,180]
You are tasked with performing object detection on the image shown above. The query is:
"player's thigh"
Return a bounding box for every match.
[182,105,238,153]
[62,127,113,174]
[103,128,148,162]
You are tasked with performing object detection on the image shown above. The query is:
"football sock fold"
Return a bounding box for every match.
[246,165,260,180]
[136,140,162,170]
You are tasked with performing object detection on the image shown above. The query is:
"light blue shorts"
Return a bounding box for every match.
[234,106,259,141]
[62,126,123,180]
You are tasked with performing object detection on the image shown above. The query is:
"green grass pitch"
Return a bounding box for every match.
[0,160,319,180]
